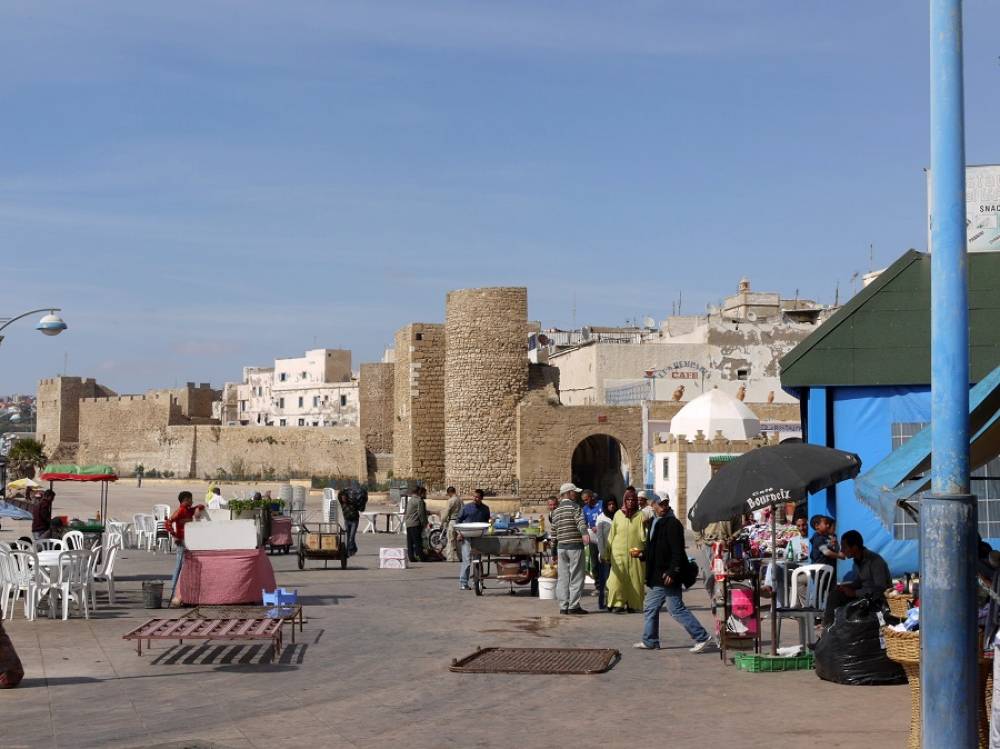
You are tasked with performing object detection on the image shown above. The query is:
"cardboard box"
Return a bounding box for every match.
[379,547,408,569]
[321,535,339,551]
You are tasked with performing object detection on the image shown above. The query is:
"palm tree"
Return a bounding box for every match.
[7,438,48,480]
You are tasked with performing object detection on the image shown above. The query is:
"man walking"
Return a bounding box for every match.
[404,486,429,563]
[550,482,591,615]
[635,497,714,652]
[441,486,464,562]
[457,489,491,590]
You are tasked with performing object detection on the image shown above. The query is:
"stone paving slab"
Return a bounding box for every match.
[1,484,910,748]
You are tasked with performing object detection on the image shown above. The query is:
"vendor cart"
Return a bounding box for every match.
[297,522,348,570]
[268,516,293,555]
[468,534,543,597]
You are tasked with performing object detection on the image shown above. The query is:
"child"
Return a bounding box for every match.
[809,515,840,565]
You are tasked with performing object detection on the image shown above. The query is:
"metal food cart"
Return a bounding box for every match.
[297,522,348,570]
[468,534,544,596]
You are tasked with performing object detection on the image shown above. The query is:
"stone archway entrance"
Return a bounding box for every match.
[571,434,631,501]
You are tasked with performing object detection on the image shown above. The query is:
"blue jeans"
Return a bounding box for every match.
[170,544,185,601]
[642,585,710,647]
[458,540,472,587]
[345,519,359,556]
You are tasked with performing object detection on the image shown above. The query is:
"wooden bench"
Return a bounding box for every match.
[123,618,284,661]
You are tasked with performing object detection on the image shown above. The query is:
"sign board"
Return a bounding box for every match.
[928,164,1000,252]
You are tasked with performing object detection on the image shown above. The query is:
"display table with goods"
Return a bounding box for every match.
[461,516,545,597]
[178,521,277,605]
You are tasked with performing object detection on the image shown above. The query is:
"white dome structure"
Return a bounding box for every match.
[669,388,760,441]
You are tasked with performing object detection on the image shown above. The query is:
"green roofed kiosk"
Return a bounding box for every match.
[40,464,118,522]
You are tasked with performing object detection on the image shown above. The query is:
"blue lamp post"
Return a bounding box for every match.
[923,0,977,745]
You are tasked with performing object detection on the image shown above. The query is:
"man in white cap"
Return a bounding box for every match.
[550,482,591,615]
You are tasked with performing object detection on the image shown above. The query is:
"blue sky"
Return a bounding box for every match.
[4,1,1000,394]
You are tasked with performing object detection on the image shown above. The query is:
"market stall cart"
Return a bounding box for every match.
[297,522,348,570]
[468,534,544,597]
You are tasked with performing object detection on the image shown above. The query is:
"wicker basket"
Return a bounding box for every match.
[885,590,914,619]
[883,627,991,749]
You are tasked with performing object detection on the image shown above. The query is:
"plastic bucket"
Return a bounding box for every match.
[142,581,164,609]
[538,577,557,600]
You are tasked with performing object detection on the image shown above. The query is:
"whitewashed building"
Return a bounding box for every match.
[221,349,359,427]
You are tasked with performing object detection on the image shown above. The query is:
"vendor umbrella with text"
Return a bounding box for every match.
[689,443,861,657]
[688,443,861,531]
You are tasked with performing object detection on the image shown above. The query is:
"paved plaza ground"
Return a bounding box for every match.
[1,483,910,748]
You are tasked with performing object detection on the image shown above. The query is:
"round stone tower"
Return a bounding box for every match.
[444,287,529,495]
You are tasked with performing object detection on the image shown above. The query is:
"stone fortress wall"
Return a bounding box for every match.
[444,288,529,495]
[392,323,445,485]
[359,362,395,481]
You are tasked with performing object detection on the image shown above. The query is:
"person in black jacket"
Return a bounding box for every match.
[634,497,715,652]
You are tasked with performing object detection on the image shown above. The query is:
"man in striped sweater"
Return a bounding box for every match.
[550,482,591,615]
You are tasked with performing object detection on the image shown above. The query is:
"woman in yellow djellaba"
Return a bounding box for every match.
[603,487,646,613]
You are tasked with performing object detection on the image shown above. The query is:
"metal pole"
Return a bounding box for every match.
[922,1,977,745]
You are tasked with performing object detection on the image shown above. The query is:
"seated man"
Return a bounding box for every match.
[821,530,891,627]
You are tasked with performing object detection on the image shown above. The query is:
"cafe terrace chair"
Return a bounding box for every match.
[774,563,835,649]
[152,504,171,521]
[360,512,378,534]
[91,544,119,607]
[9,540,32,552]
[50,549,92,620]
[62,530,86,551]
[34,538,65,553]
[5,550,45,621]
[0,551,13,618]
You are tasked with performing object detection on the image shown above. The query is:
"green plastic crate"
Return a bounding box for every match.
[733,652,815,672]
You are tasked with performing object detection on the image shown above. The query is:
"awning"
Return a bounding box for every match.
[40,464,118,482]
[854,363,1000,528]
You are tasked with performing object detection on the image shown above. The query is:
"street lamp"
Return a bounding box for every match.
[0,308,67,346]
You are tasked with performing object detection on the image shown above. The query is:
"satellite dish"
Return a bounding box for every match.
[643,317,655,329]
[538,334,550,346]
[746,311,758,322]
[581,326,592,339]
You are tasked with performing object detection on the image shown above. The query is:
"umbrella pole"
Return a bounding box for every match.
[770,507,778,656]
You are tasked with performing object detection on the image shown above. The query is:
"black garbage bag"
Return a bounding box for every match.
[814,598,906,686]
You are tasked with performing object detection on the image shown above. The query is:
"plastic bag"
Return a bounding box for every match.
[814,598,906,686]
[0,622,24,689]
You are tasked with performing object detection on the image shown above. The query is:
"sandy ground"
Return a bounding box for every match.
[1,483,910,749]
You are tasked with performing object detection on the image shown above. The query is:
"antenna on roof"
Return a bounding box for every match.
[834,280,840,307]
[869,243,875,272]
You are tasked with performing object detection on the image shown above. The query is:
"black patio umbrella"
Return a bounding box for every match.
[688,443,861,531]
[688,443,861,656]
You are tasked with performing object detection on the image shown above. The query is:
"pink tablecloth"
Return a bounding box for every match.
[177,549,277,605]
[268,516,293,546]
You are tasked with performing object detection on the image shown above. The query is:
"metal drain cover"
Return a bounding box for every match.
[450,647,620,674]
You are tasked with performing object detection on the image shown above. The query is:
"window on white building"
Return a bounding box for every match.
[340,395,347,407]
[662,457,669,480]
[737,368,749,380]
[301,371,307,379]
[312,421,319,427]
[240,400,246,412]
[278,397,285,408]
[298,396,304,408]
[298,418,305,426]
[279,418,286,426]
[313,396,319,407]
[279,373,287,382]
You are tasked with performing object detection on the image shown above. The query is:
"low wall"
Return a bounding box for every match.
[77,424,364,480]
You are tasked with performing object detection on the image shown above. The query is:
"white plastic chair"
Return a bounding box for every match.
[9,540,32,552]
[361,512,377,534]
[62,530,86,551]
[34,538,65,553]
[152,504,171,521]
[91,544,119,607]
[6,550,45,620]
[0,551,13,618]
[775,563,835,647]
[49,549,91,620]
[0,542,10,553]
[132,514,149,549]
